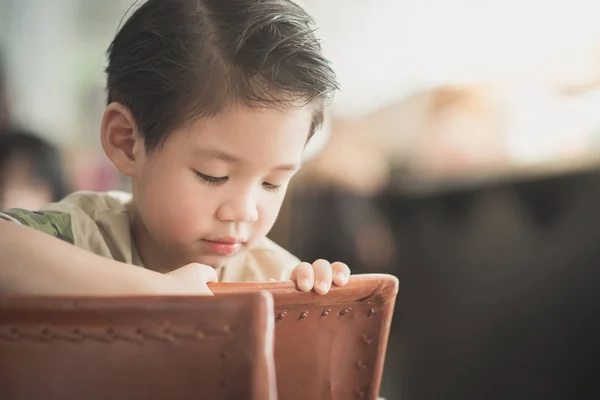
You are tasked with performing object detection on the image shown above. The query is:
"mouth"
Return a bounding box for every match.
[201,237,245,256]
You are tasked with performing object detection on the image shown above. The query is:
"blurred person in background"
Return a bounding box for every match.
[0,51,69,210]
[0,130,70,210]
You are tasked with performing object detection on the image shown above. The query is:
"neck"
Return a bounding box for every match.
[129,204,178,274]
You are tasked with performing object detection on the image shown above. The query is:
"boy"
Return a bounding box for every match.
[0,0,349,296]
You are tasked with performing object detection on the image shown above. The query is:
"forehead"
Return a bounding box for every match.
[164,104,313,163]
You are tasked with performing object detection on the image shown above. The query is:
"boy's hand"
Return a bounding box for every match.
[164,263,217,295]
[290,259,350,295]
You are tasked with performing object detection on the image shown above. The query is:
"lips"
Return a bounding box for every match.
[202,237,245,256]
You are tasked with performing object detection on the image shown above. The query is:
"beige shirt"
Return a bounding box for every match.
[0,191,299,282]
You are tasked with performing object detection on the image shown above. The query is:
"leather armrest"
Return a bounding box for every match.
[0,293,277,400]
[210,274,399,400]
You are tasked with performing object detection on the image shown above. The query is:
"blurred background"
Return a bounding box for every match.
[2,0,600,398]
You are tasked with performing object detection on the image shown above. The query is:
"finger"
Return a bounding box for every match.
[192,264,218,295]
[167,263,218,295]
[193,263,219,283]
[168,263,219,282]
[312,259,333,295]
[332,262,350,286]
[290,262,314,292]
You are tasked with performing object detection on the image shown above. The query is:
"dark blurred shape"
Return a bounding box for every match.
[0,130,70,210]
[382,169,600,400]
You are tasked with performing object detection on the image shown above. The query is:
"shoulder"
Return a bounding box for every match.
[42,191,132,217]
[0,191,133,260]
[0,207,76,244]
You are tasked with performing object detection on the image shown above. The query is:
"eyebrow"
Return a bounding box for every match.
[192,148,301,171]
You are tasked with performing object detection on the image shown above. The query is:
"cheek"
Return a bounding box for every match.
[255,193,286,235]
[138,167,216,241]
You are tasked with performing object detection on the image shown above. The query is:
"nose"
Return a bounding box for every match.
[216,186,259,223]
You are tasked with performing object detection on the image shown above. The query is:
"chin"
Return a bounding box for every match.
[186,253,232,269]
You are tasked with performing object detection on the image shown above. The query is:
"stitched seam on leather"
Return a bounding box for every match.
[0,327,234,343]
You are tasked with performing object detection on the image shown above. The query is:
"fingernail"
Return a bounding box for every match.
[317,280,328,293]
[336,272,346,284]
[299,278,310,291]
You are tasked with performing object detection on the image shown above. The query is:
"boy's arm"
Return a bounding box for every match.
[0,220,215,295]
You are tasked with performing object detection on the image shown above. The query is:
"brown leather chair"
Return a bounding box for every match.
[0,293,277,400]
[211,273,398,400]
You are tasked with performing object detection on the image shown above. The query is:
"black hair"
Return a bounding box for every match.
[106,0,339,151]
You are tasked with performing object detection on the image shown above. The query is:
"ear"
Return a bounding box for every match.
[100,103,144,178]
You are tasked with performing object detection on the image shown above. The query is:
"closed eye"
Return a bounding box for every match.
[194,170,228,186]
[262,182,281,192]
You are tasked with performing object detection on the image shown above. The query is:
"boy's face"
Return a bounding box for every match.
[131,104,312,270]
